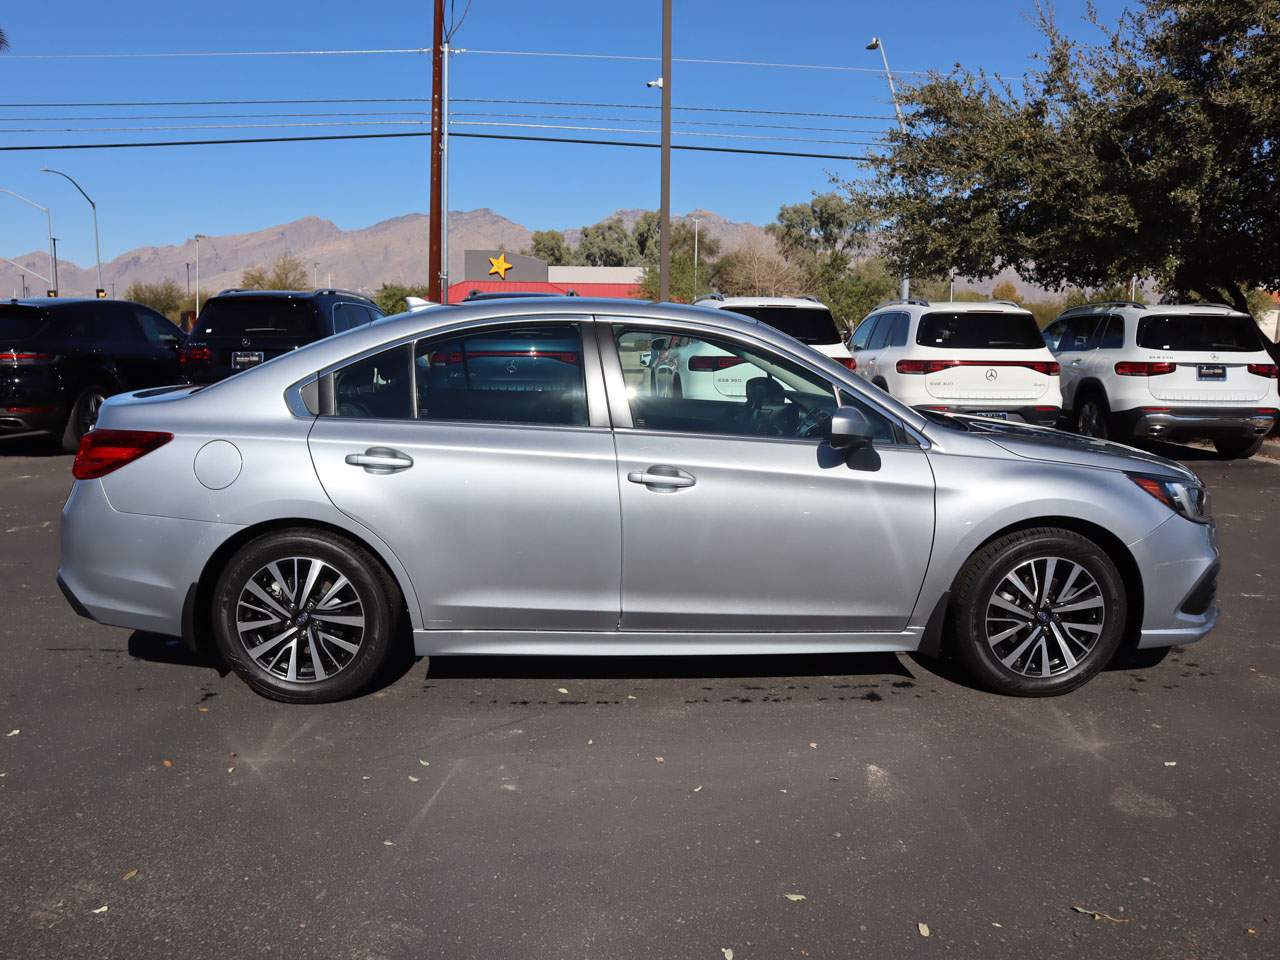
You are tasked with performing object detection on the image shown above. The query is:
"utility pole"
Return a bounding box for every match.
[313,261,319,289]
[427,0,445,302]
[691,216,702,300]
[50,237,60,296]
[440,37,451,303]
[185,262,191,296]
[193,234,207,316]
[0,188,56,297]
[867,37,910,301]
[658,0,673,301]
[41,168,103,297]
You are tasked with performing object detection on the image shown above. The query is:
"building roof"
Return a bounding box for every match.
[446,280,645,302]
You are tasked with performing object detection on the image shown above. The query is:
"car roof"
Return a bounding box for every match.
[697,295,829,310]
[899,299,1033,314]
[1058,301,1249,319]
[5,297,148,309]
[209,288,375,303]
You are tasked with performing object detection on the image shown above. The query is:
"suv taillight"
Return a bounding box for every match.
[178,343,213,367]
[837,357,857,371]
[0,350,56,365]
[689,356,747,371]
[1247,363,1278,379]
[72,429,173,480]
[896,359,1059,375]
[1115,361,1176,376]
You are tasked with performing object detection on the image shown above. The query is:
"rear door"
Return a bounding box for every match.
[307,317,622,632]
[91,302,157,389]
[1136,313,1273,403]
[605,321,935,633]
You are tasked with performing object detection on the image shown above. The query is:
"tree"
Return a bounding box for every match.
[714,238,804,298]
[991,280,1022,303]
[574,217,638,267]
[639,221,722,302]
[526,230,572,266]
[372,282,432,314]
[124,279,183,318]
[0,27,9,52]
[241,253,309,290]
[853,0,1280,312]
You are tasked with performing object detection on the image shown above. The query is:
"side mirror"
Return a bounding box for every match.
[828,405,874,450]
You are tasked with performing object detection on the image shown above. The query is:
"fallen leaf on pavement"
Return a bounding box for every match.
[1072,906,1129,923]
[362,776,371,781]
[418,759,430,767]
[784,893,807,902]
[5,729,18,737]
[587,739,593,745]
[992,922,1003,928]
[655,757,664,763]
[91,905,108,914]
[626,695,637,700]
[162,760,173,768]
[197,707,209,713]
[227,767,235,774]
[722,949,734,960]
[557,687,569,695]
[408,776,419,783]
[382,840,394,846]
[809,742,818,749]
[121,869,138,881]
[1164,761,1177,767]
[693,785,703,792]
[918,922,931,937]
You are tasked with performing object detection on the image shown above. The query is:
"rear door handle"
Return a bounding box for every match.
[345,447,414,473]
[627,466,696,489]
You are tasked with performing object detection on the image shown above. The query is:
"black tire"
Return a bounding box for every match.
[1213,435,1264,459]
[60,385,109,453]
[212,528,399,703]
[950,527,1127,696]
[1073,393,1110,440]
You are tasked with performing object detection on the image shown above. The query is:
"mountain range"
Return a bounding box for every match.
[0,208,772,298]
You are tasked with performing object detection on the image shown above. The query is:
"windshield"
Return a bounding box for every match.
[196,298,319,338]
[916,311,1043,350]
[0,305,50,341]
[1136,314,1263,352]
[729,306,842,345]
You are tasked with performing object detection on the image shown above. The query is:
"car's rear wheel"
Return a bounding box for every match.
[212,529,398,703]
[60,385,108,453]
[1213,435,1264,459]
[1074,395,1109,440]
[950,527,1126,696]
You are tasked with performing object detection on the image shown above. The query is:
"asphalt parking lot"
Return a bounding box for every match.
[1,438,1277,960]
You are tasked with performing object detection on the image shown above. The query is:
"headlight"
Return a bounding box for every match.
[1127,473,1211,524]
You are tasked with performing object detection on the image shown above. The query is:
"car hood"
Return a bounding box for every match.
[954,417,1198,482]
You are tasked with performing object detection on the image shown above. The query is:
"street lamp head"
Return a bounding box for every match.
[645,77,664,89]
[866,37,881,50]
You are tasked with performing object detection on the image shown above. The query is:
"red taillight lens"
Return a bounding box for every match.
[72,429,173,480]
[178,344,213,367]
[896,359,931,374]
[896,358,1057,375]
[1115,361,1176,376]
[1,405,56,414]
[837,357,857,371]
[1247,363,1278,379]
[0,350,56,365]
[688,355,746,372]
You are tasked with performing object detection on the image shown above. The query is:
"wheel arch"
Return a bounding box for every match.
[1072,377,1109,411]
[182,517,418,656]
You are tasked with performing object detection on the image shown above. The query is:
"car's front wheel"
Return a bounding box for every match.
[950,527,1127,696]
[1074,395,1109,440]
[212,528,398,703]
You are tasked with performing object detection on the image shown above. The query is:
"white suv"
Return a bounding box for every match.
[642,295,853,401]
[847,299,1063,426]
[1044,301,1279,458]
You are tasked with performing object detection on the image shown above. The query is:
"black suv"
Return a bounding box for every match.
[1,298,185,452]
[180,289,384,383]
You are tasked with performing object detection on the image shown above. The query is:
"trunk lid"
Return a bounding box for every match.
[1137,312,1273,403]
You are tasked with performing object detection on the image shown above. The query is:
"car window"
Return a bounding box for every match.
[363,305,384,324]
[1043,318,1070,351]
[1136,313,1264,352]
[887,313,910,347]
[332,302,368,334]
[615,325,896,443]
[867,315,894,350]
[196,298,321,338]
[851,315,882,351]
[725,305,841,345]
[1066,314,1104,351]
[415,323,588,427]
[1098,315,1125,350]
[133,307,182,348]
[332,344,414,419]
[90,304,144,344]
[915,311,1043,349]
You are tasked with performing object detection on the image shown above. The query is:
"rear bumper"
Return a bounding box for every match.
[0,408,64,437]
[1118,406,1277,441]
[58,478,239,636]
[917,404,1061,427]
[1127,514,1220,649]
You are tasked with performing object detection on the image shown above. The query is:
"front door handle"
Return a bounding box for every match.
[345,447,414,473]
[627,465,696,489]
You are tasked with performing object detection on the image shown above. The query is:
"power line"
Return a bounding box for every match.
[0,47,429,60]
[449,111,887,135]
[0,110,432,122]
[450,120,881,147]
[0,129,874,162]
[453,47,935,76]
[453,98,898,121]
[0,97,431,108]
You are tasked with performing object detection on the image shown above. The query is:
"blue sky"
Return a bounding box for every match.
[0,1,1130,265]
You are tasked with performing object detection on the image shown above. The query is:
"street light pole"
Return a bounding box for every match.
[691,216,703,300]
[313,261,319,289]
[186,262,191,297]
[866,37,910,300]
[41,168,103,296]
[50,238,60,296]
[193,234,207,316]
[0,187,56,296]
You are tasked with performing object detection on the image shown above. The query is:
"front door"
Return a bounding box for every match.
[308,320,621,631]
[607,324,936,633]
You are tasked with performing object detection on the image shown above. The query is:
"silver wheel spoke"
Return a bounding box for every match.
[307,628,328,681]
[247,626,297,660]
[987,623,1026,647]
[285,636,299,682]
[1056,563,1084,604]
[1003,571,1038,605]
[236,617,279,632]
[296,558,325,608]
[316,575,351,610]
[318,629,360,655]
[312,612,365,627]
[243,579,292,619]
[989,595,1033,620]
[1049,622,1078,670]
[1054,595,1103,614]
[985,555,1105,679]
[1038,557,1057,607]
[1001,627,1041,669]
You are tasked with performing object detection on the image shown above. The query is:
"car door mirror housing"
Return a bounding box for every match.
[828,405,874,450]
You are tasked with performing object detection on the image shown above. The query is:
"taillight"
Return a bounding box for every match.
[895,359,1058,375]
[178,343,213,367]
[837,357,857,371]
[1247,363,1278,379]
[0,350,57,365]
[72,429,173,480]
[1,405,56,414]
[688,356,746,372]
[1115,361,1176,376]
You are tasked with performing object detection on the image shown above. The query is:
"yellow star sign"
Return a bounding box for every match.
[488,252,514,279]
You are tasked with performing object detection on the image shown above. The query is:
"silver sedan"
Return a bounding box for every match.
[58,298,1219,702]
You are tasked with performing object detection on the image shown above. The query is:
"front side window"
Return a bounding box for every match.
[850,315,882,351]
[916,311,1043,350]
[415,323,588,426]
[133,308,182,348]
[1136,313,1264,352]
[615,326,896,443]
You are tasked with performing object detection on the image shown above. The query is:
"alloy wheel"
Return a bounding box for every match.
[1077,401,1105,439]
[235,556,365,683]
[984,556,1105,678]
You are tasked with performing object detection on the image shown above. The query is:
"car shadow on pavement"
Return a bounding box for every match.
[127,631,227,674]
[0,435,64,458]
[424,650,914,681]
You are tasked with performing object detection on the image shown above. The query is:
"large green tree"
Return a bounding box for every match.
[240,253,309,290]
[855,0,1279,311]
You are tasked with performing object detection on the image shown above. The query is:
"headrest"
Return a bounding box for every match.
[745,376,786,406]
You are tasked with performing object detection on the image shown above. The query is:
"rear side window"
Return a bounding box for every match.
[916,311,1043,350]
[887,313,909,347]
[415,323,588,426]
[867,316,893,350]
[333,302,374,333]
[332,344,413,418]
[727,305,841,345]
[0,305,49,340]
[133,307,182,348]
[1136,314,1263,352]
[197,298,320,338]
[91,304,144,343]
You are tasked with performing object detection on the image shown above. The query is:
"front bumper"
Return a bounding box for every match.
[1127,513,1220,649]
[1119,406,1277,441]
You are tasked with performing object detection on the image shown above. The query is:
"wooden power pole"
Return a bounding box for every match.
[658,0,672,302]
[427,0,446,302]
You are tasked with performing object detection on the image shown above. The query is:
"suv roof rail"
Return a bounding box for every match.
[991,299,1026,308]
[871,297,931,310]
[314,288,377,302]
[1060,300,1147,315]
[694,292,725,303]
